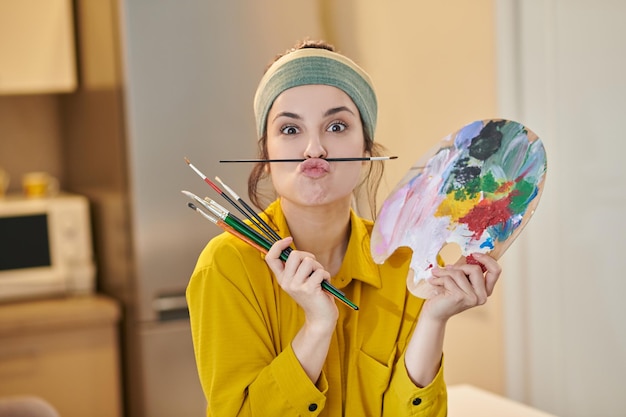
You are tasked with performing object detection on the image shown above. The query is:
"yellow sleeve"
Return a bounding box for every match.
[186,235,327,416]
[383,352,447,416]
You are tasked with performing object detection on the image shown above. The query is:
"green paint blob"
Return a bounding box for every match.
[510,179,536,214]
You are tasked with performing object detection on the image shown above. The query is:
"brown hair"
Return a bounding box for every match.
[248,40,386,219]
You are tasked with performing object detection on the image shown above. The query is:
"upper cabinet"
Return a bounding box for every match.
[0,0,77,95]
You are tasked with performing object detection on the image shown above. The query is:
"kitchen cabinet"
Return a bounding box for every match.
[0,0,76,94]
[0,295,122,417]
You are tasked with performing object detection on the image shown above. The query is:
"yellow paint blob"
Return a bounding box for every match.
[435,192,481,222]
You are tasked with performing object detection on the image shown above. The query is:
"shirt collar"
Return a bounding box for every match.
[264,199,382,290]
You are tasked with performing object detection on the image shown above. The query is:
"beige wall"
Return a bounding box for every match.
[326,1,504,393]
[0,95,64,193]
[499,1,626,414]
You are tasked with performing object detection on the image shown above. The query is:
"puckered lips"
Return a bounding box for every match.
[299,158,331,178]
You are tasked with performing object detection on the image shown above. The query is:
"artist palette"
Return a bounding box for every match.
[371,119,547,299]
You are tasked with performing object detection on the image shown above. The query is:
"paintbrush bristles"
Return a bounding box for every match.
[185,158,208,180]
[182,190,223,220]
[215,176,241,200]
[188,202,218,224]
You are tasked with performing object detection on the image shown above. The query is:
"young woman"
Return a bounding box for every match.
[187,40,501,416]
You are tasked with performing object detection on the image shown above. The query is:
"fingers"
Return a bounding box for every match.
[264,237,337,322]
[459,264,488,305]
[420,254,503,323]
[430,255,500,307]
[470,253,501,295]
[264,237,327,289]
[266,237,293,260]
[264,237,293,274]
[283,255,325,288]
[431,266,475,296]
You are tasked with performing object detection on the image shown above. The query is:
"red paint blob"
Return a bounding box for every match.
[466,254,487,273]
[459,196,512,238]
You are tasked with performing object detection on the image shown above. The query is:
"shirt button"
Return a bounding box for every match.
[308,403,318,411]
[412,397,422,406]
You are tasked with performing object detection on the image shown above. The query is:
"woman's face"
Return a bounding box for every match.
[265,84,366,208]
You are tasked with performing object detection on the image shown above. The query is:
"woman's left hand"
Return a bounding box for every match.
[421,253,501,323]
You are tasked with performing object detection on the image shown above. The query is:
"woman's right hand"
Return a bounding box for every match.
[265,237,338,326]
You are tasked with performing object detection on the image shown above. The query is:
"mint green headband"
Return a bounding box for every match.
[254,48,378,141]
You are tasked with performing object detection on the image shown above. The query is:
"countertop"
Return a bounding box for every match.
[448,384,559,417]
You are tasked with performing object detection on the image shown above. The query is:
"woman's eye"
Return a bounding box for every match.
[327,122,347,133]
[280,125,299,135]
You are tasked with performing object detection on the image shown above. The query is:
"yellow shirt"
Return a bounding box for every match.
[187,200,447,416]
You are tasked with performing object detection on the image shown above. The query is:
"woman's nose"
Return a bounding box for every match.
[304,134,327,159]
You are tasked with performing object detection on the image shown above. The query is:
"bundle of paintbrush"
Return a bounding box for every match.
[182,158,359,310]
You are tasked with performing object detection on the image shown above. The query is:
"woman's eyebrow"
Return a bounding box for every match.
[272,111,300,122]
[324,106,355,117]
[272,106,355,123]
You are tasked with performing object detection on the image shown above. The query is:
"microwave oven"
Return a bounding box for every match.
[0,193,96,303]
